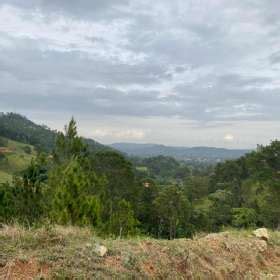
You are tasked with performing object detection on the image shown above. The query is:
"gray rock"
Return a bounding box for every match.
[253,228,269,241]
[94,244,108,257]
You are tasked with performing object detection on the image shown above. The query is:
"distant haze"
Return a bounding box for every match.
[111,143,251,162]
[0,1,280,148]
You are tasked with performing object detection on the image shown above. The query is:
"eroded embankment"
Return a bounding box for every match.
[0,226,280,279]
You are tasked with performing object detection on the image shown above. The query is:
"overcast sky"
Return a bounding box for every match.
[0,0,280,148]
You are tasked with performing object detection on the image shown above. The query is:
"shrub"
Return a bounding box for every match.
[232,208,257,228]
[0,137,8,147]
[22,146,32,154]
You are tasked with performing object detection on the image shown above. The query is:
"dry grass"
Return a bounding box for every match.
[1,225,280,279]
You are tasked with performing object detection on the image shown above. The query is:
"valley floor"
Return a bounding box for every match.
[0,225,280,279]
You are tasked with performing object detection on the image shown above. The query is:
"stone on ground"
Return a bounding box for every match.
[253,228,269,241]
[94,244,108,257]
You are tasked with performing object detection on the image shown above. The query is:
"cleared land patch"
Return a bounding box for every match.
[0,138,35,183]
[0,226,280,279]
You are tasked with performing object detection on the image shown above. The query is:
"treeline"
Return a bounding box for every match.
[0,118,280,239]
[208,142,280,229]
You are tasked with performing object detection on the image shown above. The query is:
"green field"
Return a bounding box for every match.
[0,138,36,183]
[135,166,148,172]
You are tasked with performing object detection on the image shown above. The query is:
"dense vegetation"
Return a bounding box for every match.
[0,115,280,239]
[132,155,212,185]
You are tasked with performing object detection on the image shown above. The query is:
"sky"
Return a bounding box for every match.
[0,0,280,149]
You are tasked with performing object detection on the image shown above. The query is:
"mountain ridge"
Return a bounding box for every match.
[0,113,251,162]
[111,142,251,162]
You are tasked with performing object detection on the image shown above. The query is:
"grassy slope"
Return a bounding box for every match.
[0,226,280,279]
[0,138,36,184]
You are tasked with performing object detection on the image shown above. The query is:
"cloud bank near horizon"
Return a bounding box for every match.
[0,0,280,148]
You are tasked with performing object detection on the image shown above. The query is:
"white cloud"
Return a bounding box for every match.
[91,128,145,140]
[0,4,146,64]
[224,134,234,142]
[1,0,280,148]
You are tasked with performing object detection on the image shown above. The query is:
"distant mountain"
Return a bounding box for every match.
[0,113,251,162]
[0,113,109,153]
[110,143,251,162]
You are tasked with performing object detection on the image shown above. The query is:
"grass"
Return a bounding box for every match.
[136,166,148,172]
[0,170,12,184]
[0,137,35,183]
[0,225,280,279]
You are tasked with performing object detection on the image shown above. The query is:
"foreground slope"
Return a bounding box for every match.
[0,226,279,279]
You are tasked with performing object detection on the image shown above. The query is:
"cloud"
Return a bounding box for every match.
[92,128,145,140]
[3,0,130,20]
[224,134,234,142]
[0,0,280,147]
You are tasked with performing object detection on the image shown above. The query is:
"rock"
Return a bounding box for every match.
[94,244,108,257]
[254,240,267,252]
[253,228,269,241]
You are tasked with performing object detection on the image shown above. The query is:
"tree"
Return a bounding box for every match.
[245,141,280,228]
[0,137,8,147]
[232,208,257,228]
[0,154,49,224]
[154,186,191,239]
[51,158,101,226]
[208,190,233,230]
[137,178,159,235]
[53,117,88,164]
[109,199,139,238]
[0,182,15,222]
[184,176,209,203]
[210,159,247,207]
[93,150,139,222]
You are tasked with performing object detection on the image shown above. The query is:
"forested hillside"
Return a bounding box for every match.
[131,155,212,185]
[0,113,109,153]
[1,117,280,239]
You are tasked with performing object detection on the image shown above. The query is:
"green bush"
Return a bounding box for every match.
[109,199,139,238]
[22,146,32,154]
[232,208,257,228]
[0,137,8,147]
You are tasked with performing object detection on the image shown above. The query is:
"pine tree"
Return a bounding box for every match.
[51,158,101,226]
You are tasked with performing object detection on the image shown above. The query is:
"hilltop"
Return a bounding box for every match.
[0,225,279,279]
[0,113,109,153]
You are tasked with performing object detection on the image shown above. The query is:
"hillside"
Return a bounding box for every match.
[0,225,279,279]
[0,137,36,183]
[0,113,109,153]
[111,143,251,162]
